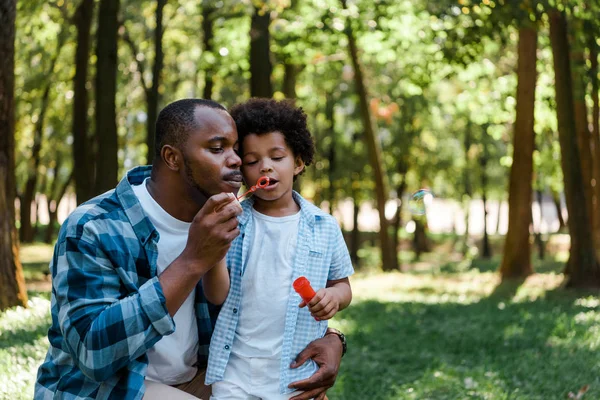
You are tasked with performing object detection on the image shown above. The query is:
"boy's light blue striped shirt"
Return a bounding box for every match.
[205,191,354,394]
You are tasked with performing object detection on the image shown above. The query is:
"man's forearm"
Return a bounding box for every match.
[160,255,208,316]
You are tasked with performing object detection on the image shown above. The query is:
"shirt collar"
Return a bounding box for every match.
[115,165,157,245]
[238,191,327,227]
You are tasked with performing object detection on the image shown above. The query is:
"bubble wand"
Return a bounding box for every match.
[236,176,270,201]
[215,176,270,212]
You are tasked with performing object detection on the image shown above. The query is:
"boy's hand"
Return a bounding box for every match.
[299,288,340,320]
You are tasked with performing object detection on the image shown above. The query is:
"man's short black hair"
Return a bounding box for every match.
[154,98,227,158]
[229,98,315,170]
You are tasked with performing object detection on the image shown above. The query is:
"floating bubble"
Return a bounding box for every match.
[409,189,434,216]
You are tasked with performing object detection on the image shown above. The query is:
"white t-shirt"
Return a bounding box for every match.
[231,208,301,359]
[132,178,199,385]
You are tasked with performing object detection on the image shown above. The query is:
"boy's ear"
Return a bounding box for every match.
[293,156,305,176]
[162,145,182,171]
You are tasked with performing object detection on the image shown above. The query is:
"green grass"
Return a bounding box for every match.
[3,242,599,399]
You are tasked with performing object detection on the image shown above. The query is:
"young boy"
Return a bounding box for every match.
[205,98,354,399]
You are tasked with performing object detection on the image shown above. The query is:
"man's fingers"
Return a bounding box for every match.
[288,367,329,390]
[213,199,242,221]
[203,192,236,213]
[290,347,316,369]
[289,388,328,400]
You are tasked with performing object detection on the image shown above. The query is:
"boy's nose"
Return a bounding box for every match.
[260,164,273,173]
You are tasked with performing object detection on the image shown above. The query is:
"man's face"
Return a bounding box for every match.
[180,107,242,202]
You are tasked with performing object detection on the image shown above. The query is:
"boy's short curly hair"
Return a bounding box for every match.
[229,98,315,169]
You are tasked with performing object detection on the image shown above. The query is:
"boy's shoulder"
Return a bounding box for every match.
[292,192,339,226]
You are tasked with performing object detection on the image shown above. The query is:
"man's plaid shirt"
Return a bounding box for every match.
[35,166,219,399]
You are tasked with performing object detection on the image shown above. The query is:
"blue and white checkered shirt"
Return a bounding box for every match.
[35,166,219,400]
[205,192,354,394]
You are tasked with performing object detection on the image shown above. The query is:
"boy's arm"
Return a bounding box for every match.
[202,258,230,305]
[302,278,351,320]
[326,277,352,311]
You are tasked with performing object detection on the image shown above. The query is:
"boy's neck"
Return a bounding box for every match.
[252,192,300,217]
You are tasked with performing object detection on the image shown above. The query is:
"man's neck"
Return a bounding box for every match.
[146,175,205,222]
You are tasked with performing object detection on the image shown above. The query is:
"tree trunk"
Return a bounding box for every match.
[462,123,473,255]
[45,171,73,244]
[412,219,430,260]
[201,0,215,99]
[500,26,537,280]
[393,174,407,269]
[249,5,273,98]
[145,0,166,165]
[20,31,67,243]
[325,93,336,213]
[341,0,396,271]
[73,0,94,205]
[549,9,600,287]
[534,189,545,260]
[95,0,120,195]
[495,198,502,234]
[283,63,300,99]
[350,189,360,267]
[587,26,600,247]
[480,129,492,259]
[551,190,566,231]
[0,0,28,310]
[570,18,595,248]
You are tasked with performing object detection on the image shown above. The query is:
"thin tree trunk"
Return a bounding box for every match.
[95,0,120,195]
[552,190,566,230]
[534,189,545,260]
[549,9,600,287]
[249,5,272,98]
[462,123,473,255]
[201,0,215,99]
[350,189,360,267]
[500,26,538,280]
[393,173,407,268]
[587,26,600,247]
[283,64,299,99]
[481,146,491,258]
[570,18,595,247]
[325,93,336,213]
[495,198,502,234]
[73,0,94,205]
[412,219,430,260]
[0,0,28,310]
[20,32,67,242]
[145,0,166,165]
[45,171,73,244]
[341,0,396,271]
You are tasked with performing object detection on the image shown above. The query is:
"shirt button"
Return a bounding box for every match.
[233,308,238,314]
[224,345,230,350]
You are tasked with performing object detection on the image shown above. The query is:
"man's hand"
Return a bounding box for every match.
[180,192,242,274]
[299,288,340,321]
[161,193,241,316]
[288,334,343,400]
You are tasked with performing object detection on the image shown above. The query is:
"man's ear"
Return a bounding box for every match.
[161,145,182,171]
[293,156,305,176]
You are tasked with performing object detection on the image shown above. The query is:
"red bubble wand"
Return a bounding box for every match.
[215,176,270,213]
[236,176,270,201]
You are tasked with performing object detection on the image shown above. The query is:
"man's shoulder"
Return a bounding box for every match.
[60,189,129,241]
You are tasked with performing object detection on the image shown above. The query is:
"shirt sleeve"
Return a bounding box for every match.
[327,218,355,281]
[53,223,175,382]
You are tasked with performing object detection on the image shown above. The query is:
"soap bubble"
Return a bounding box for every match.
[409,189,434,216]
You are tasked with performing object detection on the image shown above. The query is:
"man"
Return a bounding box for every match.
[35,99,345,400]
